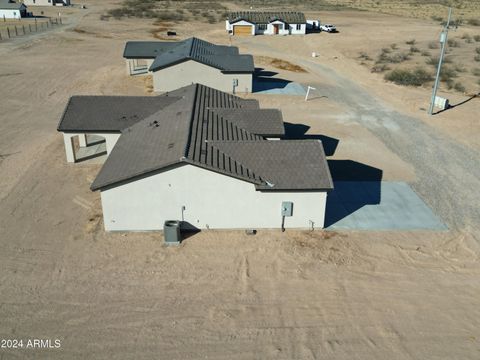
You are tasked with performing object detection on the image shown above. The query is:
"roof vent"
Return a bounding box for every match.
[168,143,174,149]
[265,181,275,188]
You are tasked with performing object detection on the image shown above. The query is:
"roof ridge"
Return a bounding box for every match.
[182,83,199,159]
[207,143,264,184]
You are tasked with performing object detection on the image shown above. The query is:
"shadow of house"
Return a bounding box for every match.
[325,160,383,227]
[253,67,293,92]
[283,122,339,156]
[254,67,279,78]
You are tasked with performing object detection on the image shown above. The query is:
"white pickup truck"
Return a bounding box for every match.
[320,24,337,33]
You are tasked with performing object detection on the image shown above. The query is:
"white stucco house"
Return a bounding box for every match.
[22,0,70,6]
[123,37,254,93]
[58,84,333,231]
[226,11,307,36]
[0,0,27,19]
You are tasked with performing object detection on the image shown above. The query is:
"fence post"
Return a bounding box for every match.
[0,31,2,41]
[22,25,25,35]
[15,26,18,36]
[3,15,5,23]
[7,27,10,38]
[29,24,31,33]
[35,18,37,31]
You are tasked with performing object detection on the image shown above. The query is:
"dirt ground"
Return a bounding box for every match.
[0,1,480,359]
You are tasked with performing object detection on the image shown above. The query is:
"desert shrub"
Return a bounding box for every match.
[440,66,457,82]
[390,43,398,50]
[474,35,480,42]
[475,55,480,62]
[461,33,472,43]
[448,38,461,47]
[371,64,390,73]
[472,68,480,76]
[384,67,433,86]
[476,47,480,55]
[421,50,431,57]
[454,64,466,72]
[406,39,416,45]
[448,19,463,27]
[409,46,420,53]
[454,82,466,92]
[358,52,371,61]
[428,41,439,49]
[426,55,452,66]
[468,18,480,26]
[431,15,443,22]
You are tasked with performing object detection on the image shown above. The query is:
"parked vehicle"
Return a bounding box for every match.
[320,24,337,33]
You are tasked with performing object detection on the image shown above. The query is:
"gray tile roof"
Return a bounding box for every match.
[211,108,284,137]
[228,11,306,25]
[211,140,333,190]
[124,37,254,73]
[0,0,24,9]
[80,84,331,192]
[57,96,180,132]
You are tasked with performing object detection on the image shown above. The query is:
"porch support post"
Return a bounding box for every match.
[79,134,87,147]
[63,133,76,163]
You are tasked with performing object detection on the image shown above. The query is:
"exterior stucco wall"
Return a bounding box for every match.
[0,9,21,19]
[62,132,121,162]
[227,20,306,35]
[23,0,53,5]
[152,60,252,93]
[100,164,328,231]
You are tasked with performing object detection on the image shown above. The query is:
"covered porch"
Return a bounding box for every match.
[62,133,120,163]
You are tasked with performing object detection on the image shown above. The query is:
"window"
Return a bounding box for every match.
[258,24,267,30]
[296,24,301,31]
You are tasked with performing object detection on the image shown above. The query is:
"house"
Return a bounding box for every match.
[58,84,333,231]
[22,0,70,6]
[226,11,306,36]
[123,37,254,93]
[0,0,27,19]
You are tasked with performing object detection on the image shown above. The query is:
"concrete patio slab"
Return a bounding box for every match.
[253,80,306,95]
[326,181,447,230]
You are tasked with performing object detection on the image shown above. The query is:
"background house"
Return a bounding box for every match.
[226,11,307,36]
[0,0,27,19]
[22,0,70,6]
[123,37,254,93]
[59,84,333,231]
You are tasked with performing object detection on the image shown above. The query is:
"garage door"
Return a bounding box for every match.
[234,25,252,36]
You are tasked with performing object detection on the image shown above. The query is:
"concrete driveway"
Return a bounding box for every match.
[326,181,447,230]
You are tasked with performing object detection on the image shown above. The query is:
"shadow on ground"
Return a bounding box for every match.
[283,122,339,156]
[325,160,383,227]
[434,93,478,115]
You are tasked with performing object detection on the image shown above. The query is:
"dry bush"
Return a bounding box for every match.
[421,50,431,57]
[440,66,457,83]
[472,68,480,76]
[385,67,433,87]
[406,39,416,45]
[454,82,466,92]
[474,35,480,42]
[409,46,420,53]
[428,41,439,49]
[358,52,371,61]
[467,18,480,26]
[448,38,461,47]
[371,64,390,73]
